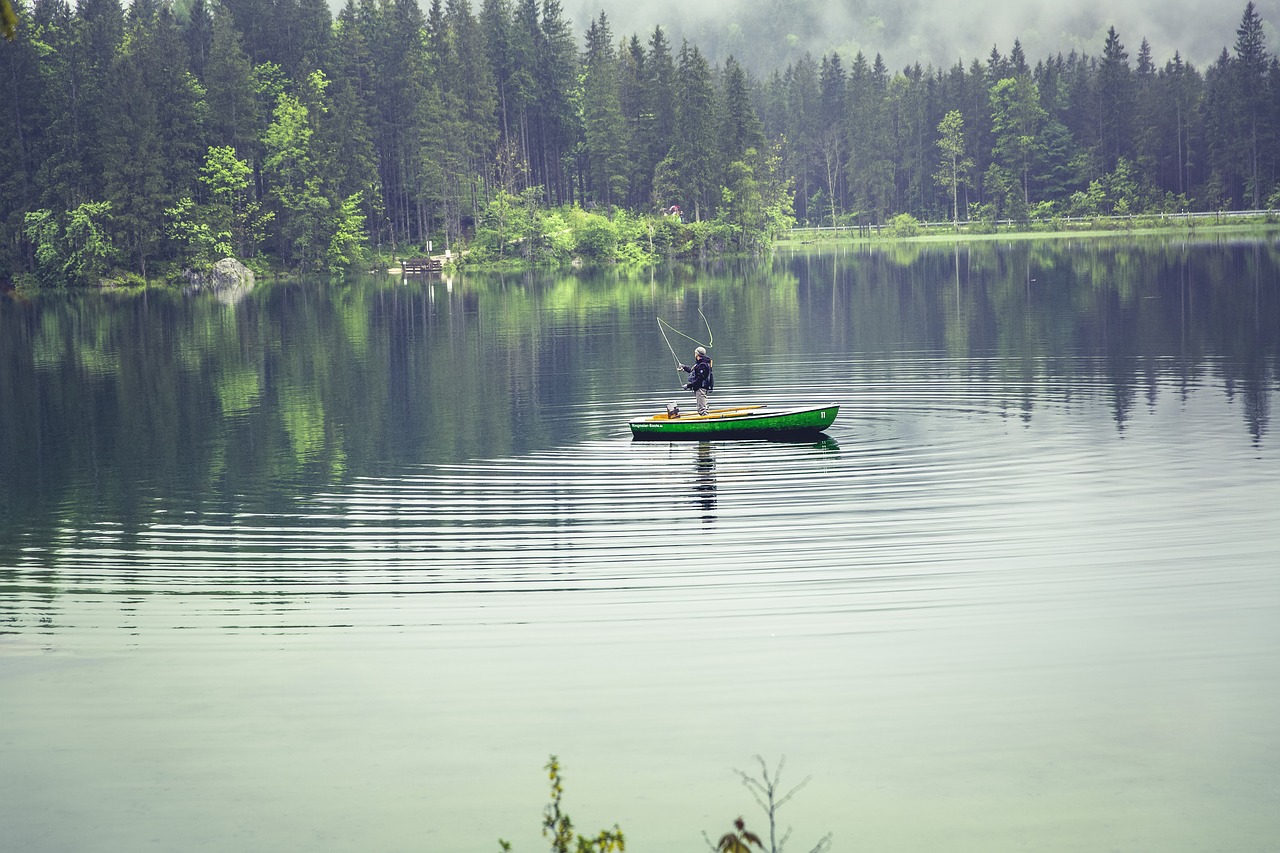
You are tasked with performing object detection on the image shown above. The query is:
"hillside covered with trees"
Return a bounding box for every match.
[1,0,1278,282]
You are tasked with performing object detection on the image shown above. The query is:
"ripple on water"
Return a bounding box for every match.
[4,356,1276,643]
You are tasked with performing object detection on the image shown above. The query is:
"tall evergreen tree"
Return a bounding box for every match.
[719,55,765,166]
[1160,53,1204,199]
[183,0,212,79]
[325,0,381,241]
[1232,1,1269,206]
[445,0,497,224]
[618,34,648,207]
[204,2,258,158]
[659,41,715,220]
[534,0,577,203]
[784,54,820,223]
[580,12,626,208]
[640,25,676,208]
[816,53,848,222]
[1,0,48,269]
[846,52,894,223]
[1098,26,1134,171]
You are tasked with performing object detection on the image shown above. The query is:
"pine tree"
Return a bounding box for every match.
[1098,26,1134,171]
[719,55,765,167]
[324,0,381,244]
[1233,1,1269,206]
[183,0,212,79]
[664,41,716,220]
[204,3,258,158]
[580,12,627,208]
[534,0,577,204]
[1,0,47,269]
[641,25,676,207]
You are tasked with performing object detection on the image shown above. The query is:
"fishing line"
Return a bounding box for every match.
[656,317,682,368]
[657,316,711,349]
[658,312,715,390]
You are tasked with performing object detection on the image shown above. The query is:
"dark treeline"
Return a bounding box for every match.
[772,3,1280,228]
[0,0,1277,282]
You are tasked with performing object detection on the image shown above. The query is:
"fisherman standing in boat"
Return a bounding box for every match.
[679,347,713,416]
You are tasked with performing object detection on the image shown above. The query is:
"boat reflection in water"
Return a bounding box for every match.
[693,442,717,525]
[683,435,839,527]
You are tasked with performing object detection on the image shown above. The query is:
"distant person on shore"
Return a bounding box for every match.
[679,347,713,415]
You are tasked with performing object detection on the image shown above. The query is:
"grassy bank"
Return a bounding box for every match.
[778,211,1280,248]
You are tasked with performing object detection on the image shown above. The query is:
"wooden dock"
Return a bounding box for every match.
[400,256,445,274]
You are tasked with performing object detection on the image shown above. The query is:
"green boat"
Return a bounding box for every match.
[629,403,839,440]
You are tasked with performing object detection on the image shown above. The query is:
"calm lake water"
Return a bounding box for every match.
[2,236,1279,852]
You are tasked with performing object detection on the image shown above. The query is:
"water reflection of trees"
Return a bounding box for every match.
[786,236,1278,442]
[1,239,1276,558]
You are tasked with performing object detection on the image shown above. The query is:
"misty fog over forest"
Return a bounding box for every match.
[557,0,1280,72]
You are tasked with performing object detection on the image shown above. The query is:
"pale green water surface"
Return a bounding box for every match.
[2,237,1278,851]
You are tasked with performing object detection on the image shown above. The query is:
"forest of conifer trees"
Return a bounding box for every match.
[1,0,1277,283]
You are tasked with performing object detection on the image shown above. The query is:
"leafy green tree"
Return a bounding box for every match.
[200,145,271,258]
[719,144,793,253]
[720,155,763,250]
[473,186,529,261]
[989,75,1046,209]
[935,109,973,225]
[326,191,368,273]
[165,195,223,267]
[262,78,330,269]
[24,200,116,286]
[570,207,618,260]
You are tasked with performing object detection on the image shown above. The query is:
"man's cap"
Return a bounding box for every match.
[695,346,707,356]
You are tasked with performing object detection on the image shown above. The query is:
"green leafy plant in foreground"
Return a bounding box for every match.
[499,756,625,853]
[503,754,829,853]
